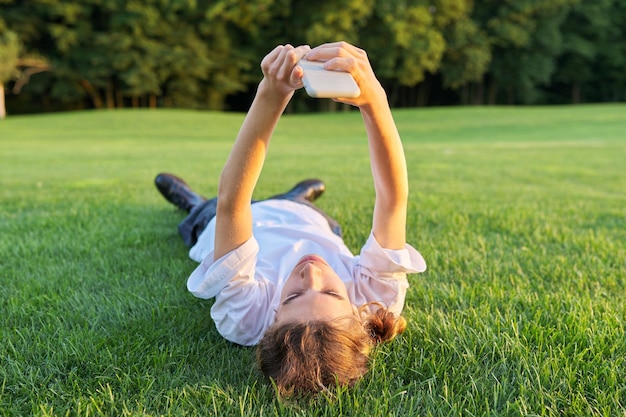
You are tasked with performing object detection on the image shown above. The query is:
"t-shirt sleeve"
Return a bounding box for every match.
[186,237,272,346]
[350,232,427,316]
[186,237,259,299]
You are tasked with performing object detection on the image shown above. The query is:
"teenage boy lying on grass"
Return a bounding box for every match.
[155,41,426,396]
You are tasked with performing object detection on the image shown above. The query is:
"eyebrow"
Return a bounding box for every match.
[282,291,345,305]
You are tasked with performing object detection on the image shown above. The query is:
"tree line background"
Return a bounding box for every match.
[1,0,625,118]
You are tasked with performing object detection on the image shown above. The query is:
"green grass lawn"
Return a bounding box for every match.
[1,103,625,416]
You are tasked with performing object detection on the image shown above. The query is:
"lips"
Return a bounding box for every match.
[296,255,325,267]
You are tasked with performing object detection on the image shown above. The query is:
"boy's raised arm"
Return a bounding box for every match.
[305,42,408,250]
[213,44,310,260]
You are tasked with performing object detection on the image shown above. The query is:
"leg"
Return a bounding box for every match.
[177,179,342,246]
[267,179,326,203]
[154,173,206,212]
[177,197,218,247]
[156,175,343,247]
[155,173,213,246]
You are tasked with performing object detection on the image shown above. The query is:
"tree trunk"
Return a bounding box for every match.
[460,85,468,105]
[116,90,124,108]
[507,87,514,105]
[473,82,485,105]
[326,99,338,112]
[149,94,156,109]
[0,83,6,120]
[572,83,581,104]
[388,83,399,108]
[80,79,104,109]
[106,80,115,108]
[487,77,498,105]
[416,80,430,107]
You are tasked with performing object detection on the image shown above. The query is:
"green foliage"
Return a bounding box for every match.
[0,0,625,112]
[363,1,447,86]
[439,11,491,89]
[593,0,626,102]
[473,0,577,104]
[0,30,20,83]
[557,0,626,103]
[302,0,374,45]
[0,105,625,415]
[0,0,277,111]
[552,0,613,102]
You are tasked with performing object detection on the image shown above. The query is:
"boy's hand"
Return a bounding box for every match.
[260,44,311,97]
[305,41,386,109]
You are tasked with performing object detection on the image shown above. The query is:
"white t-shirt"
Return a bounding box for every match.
[186,199,427,346]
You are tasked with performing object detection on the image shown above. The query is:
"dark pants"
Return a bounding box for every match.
[177,193,343,247]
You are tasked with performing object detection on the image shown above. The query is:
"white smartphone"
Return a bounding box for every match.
[299,59,361,99]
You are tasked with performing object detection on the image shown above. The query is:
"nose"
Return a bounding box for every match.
[300,262,323,290]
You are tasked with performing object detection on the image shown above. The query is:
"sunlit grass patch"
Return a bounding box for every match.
[1,104,625,416]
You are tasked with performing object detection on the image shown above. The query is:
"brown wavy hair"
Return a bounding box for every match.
[256,304,407,396]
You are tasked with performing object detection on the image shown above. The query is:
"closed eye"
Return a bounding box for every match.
[282,292,303,305]
[323,290,345,301]
[282,289,345,306]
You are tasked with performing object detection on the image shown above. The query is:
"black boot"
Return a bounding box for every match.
[154,173,207,212]
[271,179,326,203]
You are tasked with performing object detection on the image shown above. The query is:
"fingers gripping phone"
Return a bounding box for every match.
[299,59,361,99]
